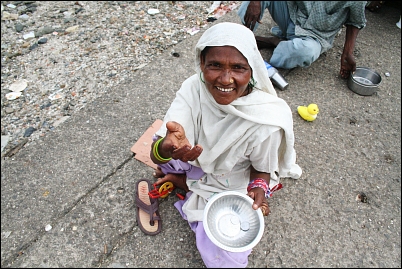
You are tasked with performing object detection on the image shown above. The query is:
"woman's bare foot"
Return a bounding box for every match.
[255,35,282,49]
[153,166,189,192]
[153,166,165,178]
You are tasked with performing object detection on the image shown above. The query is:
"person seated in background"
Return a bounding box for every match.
[237,1,367,78]
[150,22,302,268]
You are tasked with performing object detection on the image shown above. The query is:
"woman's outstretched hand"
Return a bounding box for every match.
[161,121,203,162]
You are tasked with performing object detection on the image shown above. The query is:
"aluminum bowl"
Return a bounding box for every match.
[203,191,264,252]
[347,67,381,96]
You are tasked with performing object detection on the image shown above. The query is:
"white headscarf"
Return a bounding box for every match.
[195,22,276,96]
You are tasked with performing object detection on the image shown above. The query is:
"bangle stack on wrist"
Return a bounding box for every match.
[152,137,172,162]
[247,178,272,198]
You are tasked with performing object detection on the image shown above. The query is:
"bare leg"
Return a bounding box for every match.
[255,35,282,49]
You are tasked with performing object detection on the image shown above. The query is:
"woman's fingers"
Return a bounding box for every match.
[171,145,191,159]
[183,145,203,161]
[171,145,203,162]
[260,200,270,216]
[248,189,270,216]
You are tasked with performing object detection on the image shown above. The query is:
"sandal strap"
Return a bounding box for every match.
[135,195,161,222]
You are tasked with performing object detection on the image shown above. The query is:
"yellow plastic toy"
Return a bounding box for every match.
[297,103,319,122]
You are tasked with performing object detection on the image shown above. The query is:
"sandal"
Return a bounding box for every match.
[135,178,162,235]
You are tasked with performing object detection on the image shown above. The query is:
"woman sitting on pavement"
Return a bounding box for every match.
[150,22,302,268]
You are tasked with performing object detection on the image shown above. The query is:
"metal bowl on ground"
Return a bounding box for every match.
[203,191,264,252]
[347,67,382,96]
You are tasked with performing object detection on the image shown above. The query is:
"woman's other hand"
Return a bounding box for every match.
[248,188,270,216]
[154,172,189,193]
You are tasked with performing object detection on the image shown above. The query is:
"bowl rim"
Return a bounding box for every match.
[203,191,265,252]
[351,66,382,86]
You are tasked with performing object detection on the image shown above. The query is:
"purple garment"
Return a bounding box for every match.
[174,192,252,268]
[153,134,205,179]
[158,159,205,179]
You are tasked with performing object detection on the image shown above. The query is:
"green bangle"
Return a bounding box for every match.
[153,137,172,162]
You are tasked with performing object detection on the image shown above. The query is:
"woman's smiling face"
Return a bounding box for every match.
[200,46,252,105]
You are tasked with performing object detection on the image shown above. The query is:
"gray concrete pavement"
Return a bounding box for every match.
[1,4,401,268]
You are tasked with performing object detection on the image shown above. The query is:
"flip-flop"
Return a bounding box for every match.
[135,178,162,235]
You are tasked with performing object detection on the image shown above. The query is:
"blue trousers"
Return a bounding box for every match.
[237,1,321,69]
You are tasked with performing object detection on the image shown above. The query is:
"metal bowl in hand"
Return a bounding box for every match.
[203,191,264,252]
